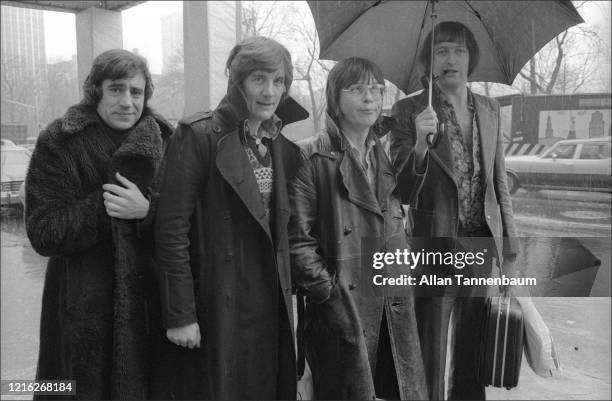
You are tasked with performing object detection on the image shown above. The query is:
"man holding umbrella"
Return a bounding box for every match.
[390,21,518,400]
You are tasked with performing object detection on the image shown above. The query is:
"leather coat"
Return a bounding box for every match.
[289,117,428,400]
[154,94,308,400]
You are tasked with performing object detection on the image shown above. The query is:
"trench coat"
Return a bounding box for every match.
[153,94,309,400]
[289,117,429,400]
[389,89,519,400]
[25,103,173,399]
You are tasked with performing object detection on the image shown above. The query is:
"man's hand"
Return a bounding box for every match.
[414,106,438,152]
[102,172,150,220]
[167,322,201,349]
[411,106,437,170]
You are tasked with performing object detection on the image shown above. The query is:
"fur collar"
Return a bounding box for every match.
[59,102,174,139]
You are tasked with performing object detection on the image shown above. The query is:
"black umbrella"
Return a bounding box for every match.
[308,0,584,94]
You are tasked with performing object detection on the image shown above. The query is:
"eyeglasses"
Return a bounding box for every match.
[341,83,385,98]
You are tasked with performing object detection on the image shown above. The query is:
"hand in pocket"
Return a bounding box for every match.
[317,284,359,342]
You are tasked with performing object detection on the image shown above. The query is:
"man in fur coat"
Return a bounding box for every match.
[25,49,173,400]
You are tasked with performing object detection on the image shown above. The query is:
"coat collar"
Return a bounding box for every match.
[212,94,309,134]
[60,102,173,139]
[213,95,307,241]
[472,93,497,182]
[324,114,396,218]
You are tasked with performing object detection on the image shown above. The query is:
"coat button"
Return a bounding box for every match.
[225,254,232,262]
[343,226,352,235]
[349,283,356,290]
[213,125,221,133]
[487,215,491,219]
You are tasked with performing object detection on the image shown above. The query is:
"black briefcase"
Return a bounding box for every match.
[478,295,524,389]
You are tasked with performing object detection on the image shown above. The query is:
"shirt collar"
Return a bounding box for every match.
[438,86,475,111]
[243,113,282,141]
[345,130,377,161]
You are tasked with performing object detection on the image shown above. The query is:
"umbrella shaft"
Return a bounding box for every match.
[428,0,437,108]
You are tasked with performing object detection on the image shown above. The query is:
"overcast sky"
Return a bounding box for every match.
[42,1,611,76]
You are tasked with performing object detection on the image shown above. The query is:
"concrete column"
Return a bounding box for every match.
[75,7,122,96]
[183,1,237,115]
[183,2,209,114]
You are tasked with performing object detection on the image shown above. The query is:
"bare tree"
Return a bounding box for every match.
[1,55,41,126]
[289,9,331,133]
[43,59,79,125]
[241,1,292,40]
[239,1,334,134]
[517,1,606,95]
[151,47,185,122]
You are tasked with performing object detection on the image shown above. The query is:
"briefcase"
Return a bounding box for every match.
[478,295,524,389]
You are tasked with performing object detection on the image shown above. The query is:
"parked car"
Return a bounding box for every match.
[1,144,31,207]
[1,138,17,147]
[505,136,611,194]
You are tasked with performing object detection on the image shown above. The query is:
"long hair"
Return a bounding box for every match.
[82,49,154,107]
[418,21,480,77]
[325,57,385,128]
[225,36,293,119]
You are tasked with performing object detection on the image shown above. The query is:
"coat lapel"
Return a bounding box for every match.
[339,146,383,218]
[325,119,383,218]
[109,114,165,192]
[374,140,397,210]
[216,131,272,240]
[474,95,497,183]
[270,135,293,250]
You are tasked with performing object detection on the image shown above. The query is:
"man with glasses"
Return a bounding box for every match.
[290,57,428,400]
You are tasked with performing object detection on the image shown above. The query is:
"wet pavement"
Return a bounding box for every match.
[1,209,45,400]
[1,201,610,400]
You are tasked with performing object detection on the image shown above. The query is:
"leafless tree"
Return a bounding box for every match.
[151,47,185,121]
[288,5,333,133]
[1,55,41,126]
[517,1,607,95]
[240,1,334,134]
[241,1,292,40]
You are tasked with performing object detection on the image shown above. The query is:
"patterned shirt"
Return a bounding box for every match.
[439,89,486,230]
[242,115,282,221]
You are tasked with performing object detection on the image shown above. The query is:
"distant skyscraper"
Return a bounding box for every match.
[1,4,48,133]
[1,5,47,81]
[161,11,183,74]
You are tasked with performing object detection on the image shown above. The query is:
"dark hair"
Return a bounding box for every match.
[226,36,293,104]
[325,57,385,126]
[82,49,154,107]
[418,21,480,77]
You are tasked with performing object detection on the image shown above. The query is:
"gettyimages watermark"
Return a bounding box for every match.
[354,236,607,298]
